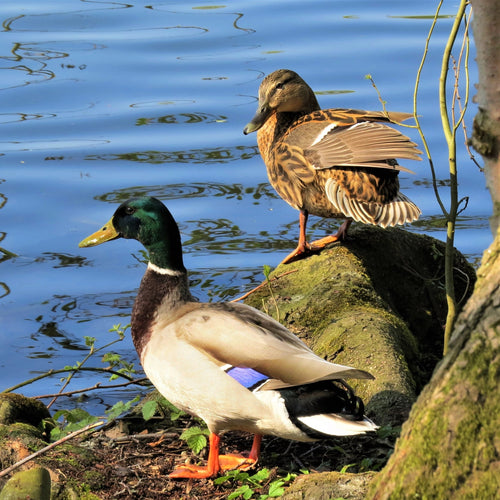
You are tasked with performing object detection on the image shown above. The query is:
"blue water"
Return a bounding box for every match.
[0,1,491,414]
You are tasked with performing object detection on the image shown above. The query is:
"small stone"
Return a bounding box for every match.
[0,467,51,500]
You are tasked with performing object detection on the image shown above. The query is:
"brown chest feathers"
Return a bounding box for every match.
[131,267,193,359]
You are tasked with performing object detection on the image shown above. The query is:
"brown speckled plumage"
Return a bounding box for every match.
[244,69,422,263]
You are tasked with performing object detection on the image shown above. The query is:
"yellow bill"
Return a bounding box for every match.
[79,217,119,248]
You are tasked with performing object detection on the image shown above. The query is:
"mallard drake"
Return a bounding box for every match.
[79,196,377,479]
[243,69,422,264]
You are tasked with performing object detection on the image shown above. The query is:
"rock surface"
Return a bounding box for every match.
[243,226,475,426]
[0,467,51,500]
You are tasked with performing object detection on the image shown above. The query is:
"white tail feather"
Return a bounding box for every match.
[298,414,378,436]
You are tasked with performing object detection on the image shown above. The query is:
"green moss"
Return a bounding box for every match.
[0,467,51,500]
[368,326,500,498]
[63,479,102,500]
[81,470,107,491]
[0,393,50,427]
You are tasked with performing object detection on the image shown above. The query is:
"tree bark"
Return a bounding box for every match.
[368,1,500,497]
[470,0,500,231]
[367,231,500,498]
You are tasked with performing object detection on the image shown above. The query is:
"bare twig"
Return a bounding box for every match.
[33,377,150,400]
[110,430,179,444]
[439,0,469,355]
[413,0,448,216]
[1,367,137,395]
[230,270,298,303]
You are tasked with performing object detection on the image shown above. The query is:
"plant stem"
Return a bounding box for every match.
[440,0,468,355]
[32,377,149,400]
[413,0,448,216]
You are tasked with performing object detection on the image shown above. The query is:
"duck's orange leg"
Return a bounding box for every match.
[282,213,352,265]
[169,432,222,479]
[309,219,352,250]
[281,211,312,264]
[169,433,262,479]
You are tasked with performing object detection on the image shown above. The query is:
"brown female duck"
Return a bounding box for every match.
[243,69,422,264]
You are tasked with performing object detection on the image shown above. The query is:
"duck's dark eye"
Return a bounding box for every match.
[275,82,284,90]
[125,206,135,215]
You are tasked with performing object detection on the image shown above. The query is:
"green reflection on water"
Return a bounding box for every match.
[94,182,279,204]
[85,145,258,164]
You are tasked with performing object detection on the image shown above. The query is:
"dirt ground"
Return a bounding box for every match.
[41,413,394,499]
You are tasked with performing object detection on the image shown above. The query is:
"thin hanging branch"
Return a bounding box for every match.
[1,366,137,395]
[413,0,448,216]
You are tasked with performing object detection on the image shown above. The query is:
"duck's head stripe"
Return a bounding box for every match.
[224,366,269,391]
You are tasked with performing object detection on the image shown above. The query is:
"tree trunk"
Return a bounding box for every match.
[367,231,500,498]
[368,1,500,497]
[470,0,500,232]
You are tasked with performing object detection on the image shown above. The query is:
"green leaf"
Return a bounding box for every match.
[142,400,158,421]
[228,485,253,500]
[105,395,140,421]
[340,463,354,474]
[84,336,96,347]
[102,352,121,366]
[250,468,270,483]
[263,264,272,280]
[268,480,285,497]
[180,426,210,454]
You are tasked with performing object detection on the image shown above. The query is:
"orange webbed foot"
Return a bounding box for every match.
[169,433,262,479]
[280,243,316,265]
[218,453,258,472]
[169,464,217,479]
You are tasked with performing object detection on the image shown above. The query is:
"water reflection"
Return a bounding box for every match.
[0,41,59,90]
[28,292,134,335]
[34,252,89,269]
[85,145,259,164]
[135,111,227,126]
[0,186,15,297]
[188,267,264,301]
[0,112,56,124]
[32,320,84,353]
[96,182,278,203]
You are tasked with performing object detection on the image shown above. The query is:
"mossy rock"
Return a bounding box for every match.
[0,467,51,500]
[0,393,50,427]
[244,226,475,425]
[282,471,377,500]
[0,423,48,473]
